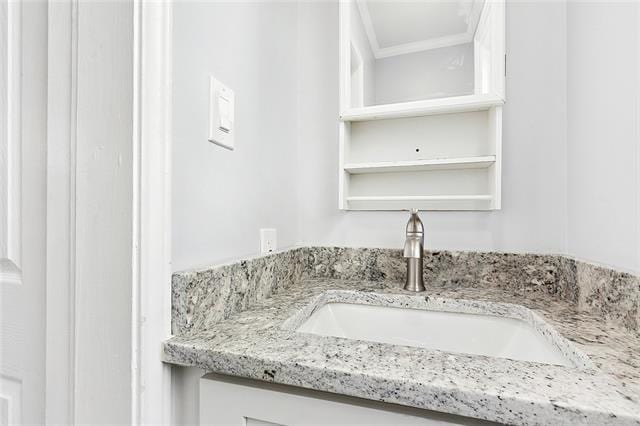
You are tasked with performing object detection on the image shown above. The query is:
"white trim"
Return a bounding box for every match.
[338,122,350,210]
[356,0,483,59]
[0,0,22,283]
[489,106,502,209]
[339,0,351,113]
[491,0,506,100]
[45,0,78,424]
[636,2,640,273]
[339,1,351,209]
[132,0,173,424]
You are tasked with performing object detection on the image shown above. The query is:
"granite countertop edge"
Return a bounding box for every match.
[163,278,640,426]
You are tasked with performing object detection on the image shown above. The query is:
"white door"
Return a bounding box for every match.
[0,1,47,424]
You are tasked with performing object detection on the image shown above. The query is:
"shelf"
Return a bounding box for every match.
[346,195,493,202]
[340,94,504,122]
[344,195,494,211]
[344,156,496,174]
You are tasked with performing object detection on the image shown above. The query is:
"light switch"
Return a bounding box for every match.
[218,96,231,132]
[208,76,235,150]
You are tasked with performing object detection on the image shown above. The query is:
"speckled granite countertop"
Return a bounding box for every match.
[163,278,640,426]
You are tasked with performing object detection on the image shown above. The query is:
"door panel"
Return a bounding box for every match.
[1,1,47,424]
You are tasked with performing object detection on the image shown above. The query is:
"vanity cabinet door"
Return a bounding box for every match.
[199,374,495,426]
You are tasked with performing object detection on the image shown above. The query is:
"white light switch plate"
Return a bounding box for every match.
[260,229,277,255]
[208,76,235,150]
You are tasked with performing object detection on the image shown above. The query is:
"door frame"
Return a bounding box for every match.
[45,0,173,423]
[45,0,76,422]
[131,1,173,423]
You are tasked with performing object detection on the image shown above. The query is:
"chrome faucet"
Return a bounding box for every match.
[403,209,425,292]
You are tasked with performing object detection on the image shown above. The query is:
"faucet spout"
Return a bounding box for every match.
[403,209,425,292]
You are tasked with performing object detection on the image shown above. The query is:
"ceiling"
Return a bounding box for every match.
[356,0,485,59]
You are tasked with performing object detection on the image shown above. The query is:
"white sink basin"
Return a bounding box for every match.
[297,302,574,367]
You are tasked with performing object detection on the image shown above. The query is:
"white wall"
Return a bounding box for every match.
[297,1,568,255]
[171,0,572,266]
[172,1,300,272]
[374,43,475,104]
[566,1,640,274]
[171,2,301,424]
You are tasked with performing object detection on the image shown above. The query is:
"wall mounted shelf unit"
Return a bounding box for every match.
[338,0,505,211]
[338,106,503,211]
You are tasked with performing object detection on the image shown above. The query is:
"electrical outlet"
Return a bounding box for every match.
[260,228,277,255]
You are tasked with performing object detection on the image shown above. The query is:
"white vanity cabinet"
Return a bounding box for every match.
[199,374,496,426]
[338,0,506,211]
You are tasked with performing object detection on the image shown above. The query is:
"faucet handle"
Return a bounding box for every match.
[406,209,424,235]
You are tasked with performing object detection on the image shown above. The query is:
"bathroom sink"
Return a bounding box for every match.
[296,302,574,367]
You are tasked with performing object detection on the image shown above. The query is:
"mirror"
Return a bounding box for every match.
[345,0,503,109]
